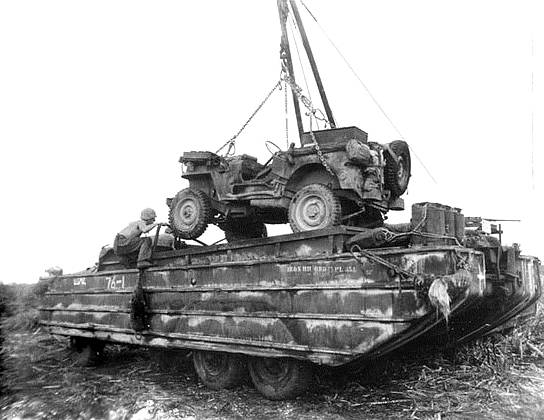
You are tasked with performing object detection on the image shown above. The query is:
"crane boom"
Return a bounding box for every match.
[288,0,336,128]
[277,0,304,140]
[278,0,336,145]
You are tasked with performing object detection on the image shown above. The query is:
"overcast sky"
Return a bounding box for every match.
[0,0,542,284]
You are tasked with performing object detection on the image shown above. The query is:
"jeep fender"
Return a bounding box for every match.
[285,164,340,193]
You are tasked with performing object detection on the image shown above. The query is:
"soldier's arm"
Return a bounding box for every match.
[137,221,158,233]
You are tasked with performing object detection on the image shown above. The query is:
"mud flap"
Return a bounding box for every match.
[131,270,150,332]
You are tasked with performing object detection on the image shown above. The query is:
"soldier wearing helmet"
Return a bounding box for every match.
[114,208,163,268]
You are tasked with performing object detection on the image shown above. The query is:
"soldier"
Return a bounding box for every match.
[45,266,63,277]
[114,208,164,268]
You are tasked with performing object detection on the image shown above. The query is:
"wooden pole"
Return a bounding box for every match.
[289,0,336,128]
[277,0,304,143]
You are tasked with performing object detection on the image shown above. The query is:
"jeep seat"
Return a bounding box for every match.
[226,154,264,181]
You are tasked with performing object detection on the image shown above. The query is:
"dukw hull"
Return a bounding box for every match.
[40,228,485,366]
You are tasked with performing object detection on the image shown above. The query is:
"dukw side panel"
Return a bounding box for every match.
[40,247,484,366]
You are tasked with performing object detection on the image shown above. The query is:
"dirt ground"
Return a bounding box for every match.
[2,327,544,420]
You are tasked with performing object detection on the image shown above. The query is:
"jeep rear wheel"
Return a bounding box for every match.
[248,357,312,400]
[288,184,342,233]
[168,189,211,239]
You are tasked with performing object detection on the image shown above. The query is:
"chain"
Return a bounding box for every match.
[216,80,282,156]
[284,79,289,149]
[281,70,329,124]
[281,69,335,176]
[310,126,335,176]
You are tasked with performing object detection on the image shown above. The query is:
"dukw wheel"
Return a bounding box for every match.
[288,184,342,233]
[192,351,247,390]
[248,357,313,400]
[168,188,212,239]
[71,337,105,367]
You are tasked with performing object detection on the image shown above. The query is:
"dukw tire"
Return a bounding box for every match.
[248,357,313,400]
[288,184,341,233]
[71,338,105,367]
[168,188,212,239]
[192,351,247,390]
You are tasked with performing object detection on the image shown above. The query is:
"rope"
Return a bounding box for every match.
[349,244,415,280]
[408,203,461,246]
[411,231,461,246]
[350,204,461,249]
[299,0,437,185]
[216,79,282,156]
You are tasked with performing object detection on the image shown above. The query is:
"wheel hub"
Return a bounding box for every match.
[261,359,289,378]
[299,196,326,228]
[203,353,226,376]
[397,157,406,180]
[178,199,198,226]
[306,202,320,218]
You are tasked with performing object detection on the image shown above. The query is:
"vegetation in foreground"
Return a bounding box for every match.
[1,283,543,419]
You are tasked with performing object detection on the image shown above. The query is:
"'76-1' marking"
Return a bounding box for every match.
[105,276,125,289]
[73,276,126,289]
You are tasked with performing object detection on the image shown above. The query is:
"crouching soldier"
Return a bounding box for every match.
[114,208,164,269]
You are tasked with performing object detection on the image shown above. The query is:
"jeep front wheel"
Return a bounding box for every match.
[168,189,212,239]
[288,184,342,233]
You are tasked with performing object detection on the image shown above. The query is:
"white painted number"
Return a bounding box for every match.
[106,276,126,289]
[73,278,86,286]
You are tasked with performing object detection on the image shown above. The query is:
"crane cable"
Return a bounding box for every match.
[530,34,535,190]
[284,79,289,149]
[300,0,437,185]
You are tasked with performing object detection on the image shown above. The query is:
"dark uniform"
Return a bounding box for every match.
[114,209,158,268]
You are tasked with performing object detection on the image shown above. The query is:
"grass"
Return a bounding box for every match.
[1,319,544,419]
[0,280,50,332]
[1,278,543,419]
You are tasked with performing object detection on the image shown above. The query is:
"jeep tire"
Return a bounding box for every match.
[288,184,342,233]
[169,189,212,240]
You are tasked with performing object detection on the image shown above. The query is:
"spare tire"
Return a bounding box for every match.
[384,140,411,197]
[168,188,212,239]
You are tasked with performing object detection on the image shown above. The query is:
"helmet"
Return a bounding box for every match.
[141,208,157,221]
